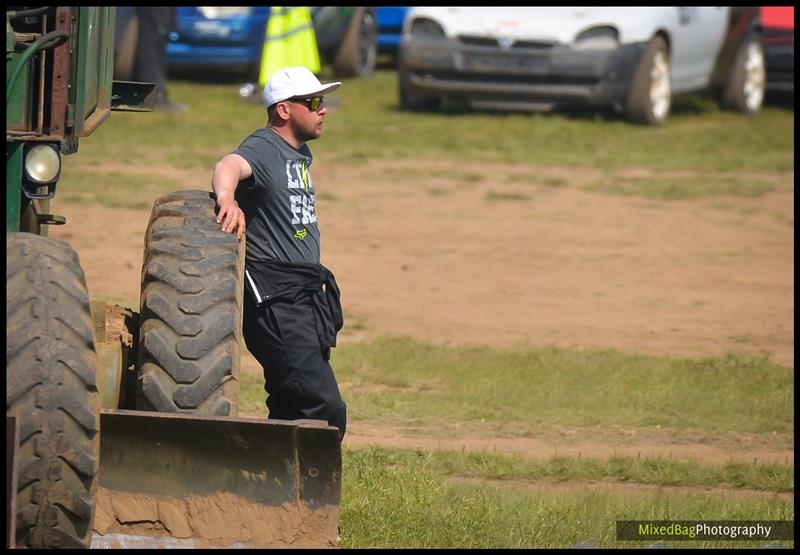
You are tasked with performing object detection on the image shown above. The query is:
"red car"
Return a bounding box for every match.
[760,6,793,94]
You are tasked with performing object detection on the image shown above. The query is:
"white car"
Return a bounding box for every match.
[398,7,765,124]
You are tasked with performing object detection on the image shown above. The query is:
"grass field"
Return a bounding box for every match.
[241,338,794,436]
[61,69,794,210]
[238,339,794,547]
[340,446,793,548]
[61,67,794,548]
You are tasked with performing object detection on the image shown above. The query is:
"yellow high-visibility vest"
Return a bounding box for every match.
[258,7,321,88]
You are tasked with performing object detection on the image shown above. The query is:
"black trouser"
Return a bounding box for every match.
[243,291,347,440]
[133,7,176,103]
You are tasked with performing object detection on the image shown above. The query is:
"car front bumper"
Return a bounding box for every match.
[400,38,645,110]
[762,30,794,93]
[166,44,262,69]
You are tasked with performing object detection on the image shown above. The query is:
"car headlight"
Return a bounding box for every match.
[409,18,446,40]
[24,143,61,184]
[574,26,619,51]
[197,7,252,19]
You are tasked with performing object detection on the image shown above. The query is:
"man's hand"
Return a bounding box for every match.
[211,153,252,240]
[216,199,246,239]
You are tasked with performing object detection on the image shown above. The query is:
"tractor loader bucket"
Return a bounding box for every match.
[90,410,341,549]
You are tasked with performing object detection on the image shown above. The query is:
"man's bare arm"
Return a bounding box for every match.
[211,153,252,239]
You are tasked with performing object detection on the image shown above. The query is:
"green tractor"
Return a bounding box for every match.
[6,6,341,549]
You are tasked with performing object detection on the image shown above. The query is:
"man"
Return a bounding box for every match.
[211,66,347,439]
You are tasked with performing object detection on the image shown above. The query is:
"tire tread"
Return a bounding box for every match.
[136,190,243,415]
[6,233,99,549]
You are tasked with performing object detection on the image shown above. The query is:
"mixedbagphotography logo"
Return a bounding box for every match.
[617,520,794,541]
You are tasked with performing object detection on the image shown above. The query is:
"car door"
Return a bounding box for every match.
[668,6,728,92]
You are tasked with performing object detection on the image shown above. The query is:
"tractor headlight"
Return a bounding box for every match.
[24,143,61,184]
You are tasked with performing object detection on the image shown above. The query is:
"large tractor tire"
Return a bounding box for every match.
[136,190,245,416]
[333,7,377,78]
[625,35,671,125]
[6,233,100,549]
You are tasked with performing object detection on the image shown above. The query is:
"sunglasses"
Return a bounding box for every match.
[289,96,324,111]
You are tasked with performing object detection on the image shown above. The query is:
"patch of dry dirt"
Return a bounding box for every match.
[319,158,794,367]
[52,158,795,365]
[49,158,794,466]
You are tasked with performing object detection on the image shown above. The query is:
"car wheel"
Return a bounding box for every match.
[625,35,671,125]
[398,60,440,112]
[113,12,138,81]
[721,34,765,115]
[333,7,376,78]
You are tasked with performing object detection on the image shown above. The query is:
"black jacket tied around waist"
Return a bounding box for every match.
[245,259,343,351]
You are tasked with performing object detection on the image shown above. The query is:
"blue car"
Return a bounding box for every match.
[167,7,269,77]
[376,6,408,59]
[114,7,377,81]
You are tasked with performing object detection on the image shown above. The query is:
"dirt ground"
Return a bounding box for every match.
[92,487,338,548]
[50,157,794,466]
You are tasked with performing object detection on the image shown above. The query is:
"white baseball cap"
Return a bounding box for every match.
[263,66,342,108]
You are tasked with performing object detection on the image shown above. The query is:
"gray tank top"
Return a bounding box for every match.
[233,127,321,265]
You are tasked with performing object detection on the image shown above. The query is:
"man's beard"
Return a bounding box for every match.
[293,120,321,143]
[298,128,321,142]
